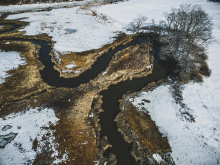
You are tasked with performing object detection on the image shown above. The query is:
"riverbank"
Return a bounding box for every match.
[116,80,174,164]
[0,19,156,164]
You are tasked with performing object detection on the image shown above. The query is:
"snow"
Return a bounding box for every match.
[101,71,107,76]
[66,61,77,69]
[152,154,163,163]
[0,50,26,84]
[0,107,60,164]
[89,112,94,118]
[97,0,220,31]
[6,5,120,54]
[146,64,152,69]
[1,0,220,164]
[130,84,220,164]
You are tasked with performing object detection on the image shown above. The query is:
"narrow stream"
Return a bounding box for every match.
[1,23,170,165]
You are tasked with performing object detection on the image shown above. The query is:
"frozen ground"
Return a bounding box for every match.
[0,107,61,164]
[0,50,26,84]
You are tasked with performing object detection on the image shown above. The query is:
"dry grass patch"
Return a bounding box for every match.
[107,43,153,75]
[123,101,171,155]
[0,40,50,104]
[35,114,98,165]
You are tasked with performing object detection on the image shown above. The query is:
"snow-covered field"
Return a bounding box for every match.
[5,3,120,54]
[0,108,61,164]
[0,50,26,84]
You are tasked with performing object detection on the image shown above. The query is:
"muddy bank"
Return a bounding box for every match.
[115,80,174,164]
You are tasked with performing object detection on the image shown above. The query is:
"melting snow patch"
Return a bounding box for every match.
[146,64,152,69]
[130,84,220,164]
[102,71,107,76]
[152,154,163,163]
[94,161,99,165]
[0,50,26,84]
[89,112,94,118]
[0,107,59,164]
[66,61,77,69]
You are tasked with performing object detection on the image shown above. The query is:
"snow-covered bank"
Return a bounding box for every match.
[130,84,220,164]
[6,5,120,54]
[0,50,26,84]
[0,108,60,164]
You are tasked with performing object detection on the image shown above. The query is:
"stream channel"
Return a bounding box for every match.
[1,23,171,165]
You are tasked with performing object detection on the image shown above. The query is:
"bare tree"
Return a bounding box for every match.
[158,4,213,82]
[128,15,148,34]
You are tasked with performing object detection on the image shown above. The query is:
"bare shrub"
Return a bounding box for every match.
[128,15,148,34]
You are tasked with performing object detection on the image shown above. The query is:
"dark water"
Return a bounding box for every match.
[1,24,170,165]
[99,47,167,165]
[0,23,20,34]
[7,38,146,88]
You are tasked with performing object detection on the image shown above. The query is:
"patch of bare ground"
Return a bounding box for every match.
[51,33,133,78]
[115,80,175,165]
[0,40,51,106]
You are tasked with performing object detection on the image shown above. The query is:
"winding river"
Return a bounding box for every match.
[1,23,170,165]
